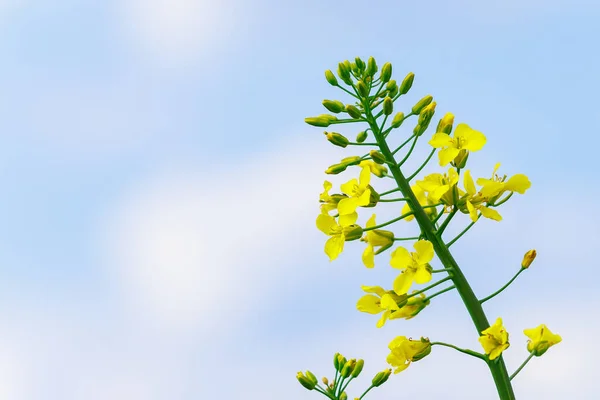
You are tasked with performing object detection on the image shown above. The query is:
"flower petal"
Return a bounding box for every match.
[362,245,375,268]
[393,270,415,294]
[504,174,531,194]
[460,125,486,151]
[480,206,502,221]
[438,147,460,166]
[356,294,383,314]
[428,132,452,148]
[338,197,359,215]
[413,240,434,264]
[324,235,344,261]
[316,213,337,235]
[464,170,477,195]
[390,246,412,270]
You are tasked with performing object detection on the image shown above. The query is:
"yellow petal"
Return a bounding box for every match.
[413,240,434,264]
[390,246,412,270]
[380,294,400,311]
[431,184,450,202]
[339,212,358,226]
[366,214,377,229]
[464,170,476,195]
[393,270,414,294]
[477,179,504,198]
[504,174,531,194]
[480,206,502,221]
[438,147,460,166]
[338,197,359,215]
[362,245,375,268]
[428,132,452,148]
[316,214,337,235]
[340,179,358,196]
[356,294,383,314]
[414,265,432,284]
[376,311,390,328]
[357,188,371,207]
[324,235,344,261]
[361,285,386,296]
[458,124,486,151]
[359,165,371,187]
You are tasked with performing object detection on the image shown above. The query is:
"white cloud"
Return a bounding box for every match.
[116,0,243,65]
[98,134,339,333]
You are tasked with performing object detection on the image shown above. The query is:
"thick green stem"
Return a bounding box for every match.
[363,107,515,399]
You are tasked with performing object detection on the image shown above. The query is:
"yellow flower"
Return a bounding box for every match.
[386,336,431,374]
[337,166,372,216]
[416,168,463,208]
[479,318,510,360]
[316,213,361,261]
[356,285,429,327]
[523,324,562,356]
[476,163,531,200]
[463,170,502,222]
[360,215,394,268]
[390,240,434,294]
[429,123,487,166]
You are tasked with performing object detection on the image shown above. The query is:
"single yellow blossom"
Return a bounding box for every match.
[523,324,562,356]
[337,166,372,216]
[387,336,431,373]
[429,123,487,166]
[316,213,361,261]
[360,215,394,268]
[390,240,434,294]
[416,168,463,208]
[463,170,502,222]
[479,317,510,360]
[359,160,388,178]
[357,285,429,327]
[476,163,531,200]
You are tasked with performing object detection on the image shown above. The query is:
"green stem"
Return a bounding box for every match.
[363,211,413,231]
[424,285,455,301]
[379,187,401,196]
[362,103,516,400]
[446,217,478,247]
[510,353,535,381]
[431,268,453,273]
[378,197,408,203]
[314,384,335,400]
[391,134,416,155]
[359,385,375,400]
[339,376,354,398]
[348,142,379,146]
[396,135,419,167]
[479,268,525,304]
[491,192,513,207]
[436,208,458,237]
[394,236,420,241]
[407,148,436,181]
[431,342,487,361]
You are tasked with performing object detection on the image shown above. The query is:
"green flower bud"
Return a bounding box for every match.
[412,338,433,361]
[391,112,405,128]
[346,104,362,119]
[372,369,392,387]
[333,352,341,370]
[341,156,362,166]
[411,95,433,115]
[369,150,386,165]
[355,57,365,71]
[325,70,338,86]
[380,62,392,83]
[343,59,352,72]
[326,132,349,148]
[436,112,454,134]
[337,355,347,372]
[399,72,415,95]
[351,359,365,378]
[382,96,394,115]
[305,114,338,127]
[340,359,355,378]
[356,130,368,143]
[356,80,369,97]
[305,370,318,386]
[322,376,329,386]
[340,392,348,400]
[343,226,363,241]
[415,102,437,135]
[323,99,345,114]
[367,185,380,207]
[297,372,316,390]
[452,149,469,169]
[337,62,352,84]
[366,56,378,76]
[325,163,347,175]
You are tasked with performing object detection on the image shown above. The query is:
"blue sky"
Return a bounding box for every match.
[0,0,598,398]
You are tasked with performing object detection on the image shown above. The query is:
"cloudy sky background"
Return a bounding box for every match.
[0,0,599,399]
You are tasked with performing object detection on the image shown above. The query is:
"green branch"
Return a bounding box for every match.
[479,268,525,304]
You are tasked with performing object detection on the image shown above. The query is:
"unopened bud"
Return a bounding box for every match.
[399,72,415,95]
[351,359,365,378]
[356,130,368,143]
[323,99,345,113]
[346,104,362,119]
[340,359,355,378]
[325,163,347,175]
[391,112,405,128]
[386,79,398,97]
[305,371,318,386]
[436,112,455,134]
[341,156,362,167]
[356,80,369,97]
[452,149,469,169]
[343,225,363,241]
[337,62,352,84]
[412,95,433,115]
[380,62,392,83]
[340,392,348,400]
[521,249,536,269]
[415,102,436,135]
[336,355,347,372]
[372,368,392,387]
[325,70,338,86]
[297,372,316,390]
[383,97,394,115]
[355,57,365,71]
[366,56,378,76]
[322,376,329,386]
[333,352,341,370]
[305,114,338,127]
[326,132,349,148]
[369,150,386,165]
